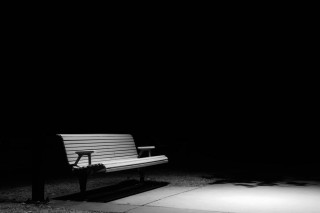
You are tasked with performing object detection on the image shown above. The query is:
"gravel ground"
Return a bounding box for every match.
[0,202,106,213]
[0,167,214,212]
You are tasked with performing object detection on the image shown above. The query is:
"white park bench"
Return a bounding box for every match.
[58,134,168,193]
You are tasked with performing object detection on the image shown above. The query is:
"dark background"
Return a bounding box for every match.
[0,9,318,177]
[1,72,318,175]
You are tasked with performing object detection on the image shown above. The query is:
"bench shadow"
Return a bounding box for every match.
[202,169,320,188]
[207,179,320,187]
[53,180,169,203]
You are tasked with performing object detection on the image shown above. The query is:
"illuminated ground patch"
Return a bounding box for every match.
[113,182,320,213]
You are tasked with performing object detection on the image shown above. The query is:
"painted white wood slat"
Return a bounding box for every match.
[65,146,137,153]
[67,153,139,162]
[64,142,136,147]
[106,159,169,172]
[76,155,140,166]
[67,150,138,157]
[61,136,133,140]
[65,146,137,154]
[63,139,134,143]
[67,152,139,161]
[60,134,132,137]
[102,156,168,167]
[67,151,138,160]
[64,139,135,143]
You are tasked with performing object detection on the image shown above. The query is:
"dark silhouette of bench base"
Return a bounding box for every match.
[54,180,168,202]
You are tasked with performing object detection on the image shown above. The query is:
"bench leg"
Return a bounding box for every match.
[78,172,88,193]
[138,168,145,182]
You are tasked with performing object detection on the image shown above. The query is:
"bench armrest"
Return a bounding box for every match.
[75,151,94,155]
[138,146,155,157]
[138,146,155,150]
[73,150,94,166]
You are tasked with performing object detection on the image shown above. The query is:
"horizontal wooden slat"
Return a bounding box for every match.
[64,138,133,141]
[60,135,133,140]
[60,134,132,137]
[68,155,138,164]
[76,155,139,166]
[68,152,138,161]
[65,146,136,152]
[86,156,168,167]
[64,142,135,147]
[66,147,136,153]
[66,150,135,155]
[67,150,138,159]
[65,148,136,155]
[67,153,138,160]
[69,154,138,160]
[65,142,136,149]
[102,155,168,165]
[63,138,133,142]
[64,141,135,146]
[65,146,135,151]
[74,156,141,166]
[65,146,137,153]
[103,156,168,170]
[75,155,140,166]
[106,160,168,172]
[67,146,137,153]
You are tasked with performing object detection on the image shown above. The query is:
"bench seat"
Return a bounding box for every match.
[76,155,168,172]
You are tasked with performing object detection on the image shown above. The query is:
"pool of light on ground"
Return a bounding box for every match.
[114,182,320,213]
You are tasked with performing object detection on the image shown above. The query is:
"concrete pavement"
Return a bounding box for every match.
[50,183,320,213]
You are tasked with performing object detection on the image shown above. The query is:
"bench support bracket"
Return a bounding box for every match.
[138,168,145,182]
[78,171,88,193]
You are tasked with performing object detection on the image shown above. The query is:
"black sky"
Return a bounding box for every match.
[1,11,318,167]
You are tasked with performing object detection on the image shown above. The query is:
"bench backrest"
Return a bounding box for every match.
[59,134,138,166]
